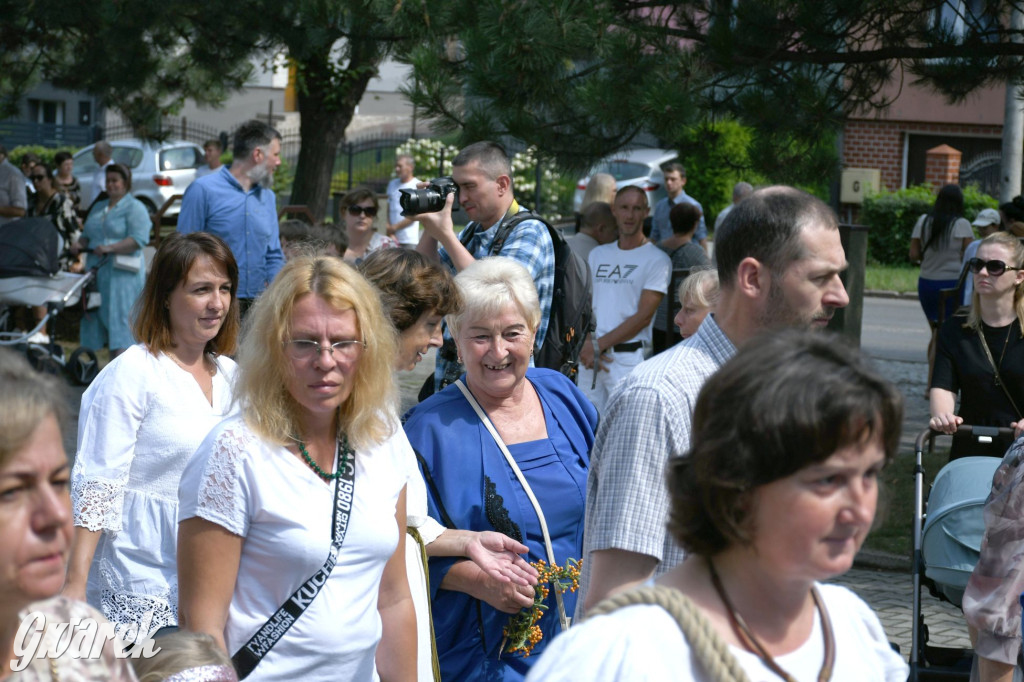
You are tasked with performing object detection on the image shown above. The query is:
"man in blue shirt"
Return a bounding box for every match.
[650,162,707,251]
[178,120,284,312]
[416,141,555,390]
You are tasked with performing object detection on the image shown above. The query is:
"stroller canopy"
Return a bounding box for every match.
[0,217,61,278]
[922,455,1000,607]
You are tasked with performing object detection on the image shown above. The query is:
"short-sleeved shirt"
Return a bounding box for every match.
[529,584,908,682]
[178,415,411,681]
[932,315,1024,457]
[575,314,736,616]
[177,166,284,299]
[588,240,671,346]
[912,214,974,280]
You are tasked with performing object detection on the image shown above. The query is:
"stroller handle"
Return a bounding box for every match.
[914,424,1016,451]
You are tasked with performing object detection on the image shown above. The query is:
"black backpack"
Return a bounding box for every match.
[462,209,595,383]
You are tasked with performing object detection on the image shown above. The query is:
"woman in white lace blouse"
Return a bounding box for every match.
[65,232,240,643]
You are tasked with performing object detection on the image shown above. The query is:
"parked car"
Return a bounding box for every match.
[73,139,206,216]
[573,148,679,213]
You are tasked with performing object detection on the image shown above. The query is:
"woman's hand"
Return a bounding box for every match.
[930,412,963,434]
[476,569,536,614]
[465,531,539,587]
[440,559,536,614]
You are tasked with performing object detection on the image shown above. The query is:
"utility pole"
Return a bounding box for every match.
[1000,5,1024,203]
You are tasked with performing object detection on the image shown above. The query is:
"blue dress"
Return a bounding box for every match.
[403,369,597,682]
[81,195,150,351]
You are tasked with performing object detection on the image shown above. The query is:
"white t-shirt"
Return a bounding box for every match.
[588,240,672,346]
[178,415,411,682]
[527,583,908,682]
[386,176,421,245]
[912,215,974,280]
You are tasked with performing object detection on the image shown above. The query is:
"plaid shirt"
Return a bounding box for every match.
[434,209,555,388]
[575,313,735,616]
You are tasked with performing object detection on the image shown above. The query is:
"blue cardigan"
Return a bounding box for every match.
[403,369,597,681]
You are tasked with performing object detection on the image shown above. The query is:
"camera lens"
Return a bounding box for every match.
[399,188,445,216]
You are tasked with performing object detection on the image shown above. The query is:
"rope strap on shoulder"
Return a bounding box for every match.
[588,585,752,682]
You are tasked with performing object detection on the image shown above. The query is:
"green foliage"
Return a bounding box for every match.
[672,120,764,225]
[9,145,80,167]
[860,184,998,266]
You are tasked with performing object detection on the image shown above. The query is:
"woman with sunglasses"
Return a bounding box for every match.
[931,231,1024,459]
[27,161,80,265]
[341,188,399,264]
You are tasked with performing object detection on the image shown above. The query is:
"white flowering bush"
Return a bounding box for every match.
[511,146,564,222]
[396,138,460,180]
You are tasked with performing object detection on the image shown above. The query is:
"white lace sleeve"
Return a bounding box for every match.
[72,346,151,533]
[179,422,252,537]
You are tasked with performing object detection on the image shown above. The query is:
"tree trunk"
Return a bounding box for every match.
[289,46,382,221]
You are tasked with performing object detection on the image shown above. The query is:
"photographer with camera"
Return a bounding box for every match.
[413,141,555,392]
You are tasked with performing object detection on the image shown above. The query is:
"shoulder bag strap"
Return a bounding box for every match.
[231,446,356,679]
[977,323,1024,418]
[588,585,751,682]
[453,379,571,632]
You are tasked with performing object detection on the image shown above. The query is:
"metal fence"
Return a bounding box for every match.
[103,117,222,146]
[0,120,96,148]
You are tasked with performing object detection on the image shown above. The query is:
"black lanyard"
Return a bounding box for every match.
[232,447,356,679]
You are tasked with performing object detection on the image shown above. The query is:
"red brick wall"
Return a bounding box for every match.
[842,120,1003,191]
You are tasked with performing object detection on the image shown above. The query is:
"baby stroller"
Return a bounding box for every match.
[0,217,99,385]
[910,425,1011,681]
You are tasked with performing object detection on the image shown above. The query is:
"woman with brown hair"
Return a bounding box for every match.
[73,162,152,356]
[65,232,240,643]
[341,187,398,264]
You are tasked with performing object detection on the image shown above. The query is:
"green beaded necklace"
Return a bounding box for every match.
[297,435,353,481]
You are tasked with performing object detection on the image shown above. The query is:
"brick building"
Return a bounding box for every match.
[841,82,1006,196]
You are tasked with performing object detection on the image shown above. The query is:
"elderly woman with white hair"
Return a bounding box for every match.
[403,256,597,682]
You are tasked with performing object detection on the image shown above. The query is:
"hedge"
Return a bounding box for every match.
[860,184,998,266]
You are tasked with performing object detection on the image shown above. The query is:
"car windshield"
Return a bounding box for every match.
[590,161,655,181]
[160,147,203,171]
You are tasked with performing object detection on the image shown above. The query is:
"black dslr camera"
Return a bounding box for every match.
[399,177,458,216]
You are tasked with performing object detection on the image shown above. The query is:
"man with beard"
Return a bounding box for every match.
[178,120,284,314]
[576,185,850,615]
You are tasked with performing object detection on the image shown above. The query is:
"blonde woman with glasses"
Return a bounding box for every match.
[178,256,415,681]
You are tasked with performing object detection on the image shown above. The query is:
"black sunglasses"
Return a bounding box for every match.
[29,174,47,181]
[968,258,1022,276]
[347,205,378,217]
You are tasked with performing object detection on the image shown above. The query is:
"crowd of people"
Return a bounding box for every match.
[15,119,1024,682]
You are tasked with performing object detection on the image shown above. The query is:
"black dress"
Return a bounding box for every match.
[932,314,1024,458]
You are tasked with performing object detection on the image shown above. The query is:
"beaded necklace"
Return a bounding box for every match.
[297,434,353,481]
